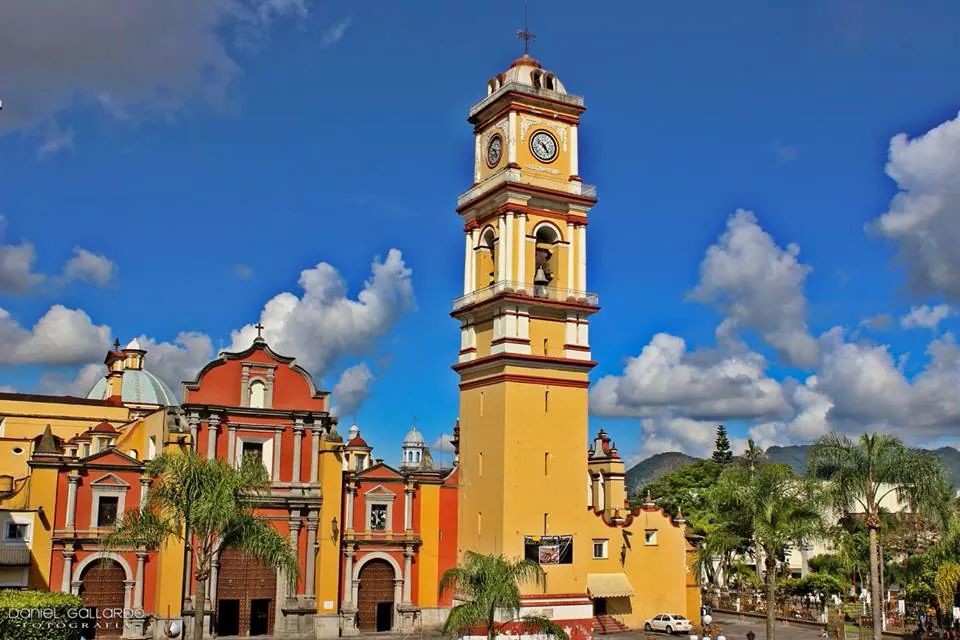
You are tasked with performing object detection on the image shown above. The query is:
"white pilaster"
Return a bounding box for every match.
[206,414,220,461]
[404,485,414,531]
[134,552,147,608]
[566,222,575,294]
[310,427,320,485]
[578,224,587,292]
[345,484,355,531]
[470,228,479,291]
[288,515,301,596]
[188,412,199,452]
[61,551,74,592]
[139,477,151,506]
[343,550,355,607]
[505,211,515,283]
[517,213,527,287]
[508,111,518,164]
[402,549,414,604]
[305,514,318,597]
[272,431,282,482]
[474,135,481,183]
[292,418,304,484]
[463,233,473,295]
[570,124,579,177]
[123,580,134,611]
[227,424,237,464]
[497,215,506,282]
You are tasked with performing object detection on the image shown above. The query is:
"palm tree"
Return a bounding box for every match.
[711,463,824,640]
[104,450,298,640]
[808,434,949,640]
[743,439,766,472]
[439,551,569,640]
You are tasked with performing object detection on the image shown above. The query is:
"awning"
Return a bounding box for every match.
[0,547,30,567]
[587,573,635,598]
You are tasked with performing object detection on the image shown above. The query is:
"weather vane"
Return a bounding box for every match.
[516,0,536,56]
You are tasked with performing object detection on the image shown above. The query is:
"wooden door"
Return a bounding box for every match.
[79,560,126,638]
[217,547,277,636]
[357,559,395,631]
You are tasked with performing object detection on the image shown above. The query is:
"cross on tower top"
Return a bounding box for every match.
[254,322,265,340]
[516,0,536,55]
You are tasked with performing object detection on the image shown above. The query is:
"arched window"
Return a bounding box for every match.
[534,225,560,296]
[249,380,266,409]
[482,228,498,286]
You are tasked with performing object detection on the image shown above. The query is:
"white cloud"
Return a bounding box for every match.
[228,249,415,377]
[232,263,254,279]
[868,112,960,300]
[0,0,313,134]
[0,215,44,293]
[590,332,787,420]
[39,363,105,397]
[0,385,17,393]
[900,304,951,330]
[63,247,117,286]
[320,17,352,48]
[37,123,75,158]
[136,332,215,392]
[860,313,893,331]
[331,363,373,418]
[689,210,820,368]
[432,433,455,453]
[0,305,111,365]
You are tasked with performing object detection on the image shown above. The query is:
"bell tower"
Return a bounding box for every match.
[453,53,598,594]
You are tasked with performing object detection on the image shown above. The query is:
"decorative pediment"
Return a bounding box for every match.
[363,484,397,500]
[361,462,402,479]
[82,447,144,467]
[89,473,131,489]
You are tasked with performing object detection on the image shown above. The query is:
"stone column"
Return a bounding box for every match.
[517,213,527,286]
[272,431,282,482]
[241,364,251,406]
[265,371,275,409]
[305,513,318,597]
[570,124,579,177]
[310,426,320,485]
[463,232,473,295]
[392,579,404,626]
[342,549,355,606]
[292,418,304,484]
[139,477,151,506]
[351,578,360,609]
[188,411,199,452]
[402,548,414,605]
[505,211,515,282]
[134,551,147,609]
[227,423,237,465]
[566,222,575,295]
[210,553,220,607]
[404,484,414,532]
[578,224,587,292]
[123,580,135,610]
[470,228,479,291]
[288,515,301,596]
[61,551,75,592]
[65,474,80,529]
[496,214,506,283]
[344,483,355,532]
[206,413,220,460]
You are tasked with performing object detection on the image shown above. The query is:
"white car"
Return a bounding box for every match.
[644,614,693,634]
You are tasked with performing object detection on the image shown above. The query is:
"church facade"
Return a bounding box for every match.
[0,51,699,640]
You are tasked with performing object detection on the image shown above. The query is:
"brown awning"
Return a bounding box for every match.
[587,573,635,598]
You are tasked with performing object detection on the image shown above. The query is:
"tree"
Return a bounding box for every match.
[808,434,949,640]
[104,450,298,640]
[439,551,569,640]
[744,439,766,472]
[710,463,824,640]
[640,460,722,527]
[712,425,733,464]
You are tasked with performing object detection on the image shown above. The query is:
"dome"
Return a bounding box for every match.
[403,426,425,447]
[125,338,144,351]
[486,55,567,96]
[87,368,179,407]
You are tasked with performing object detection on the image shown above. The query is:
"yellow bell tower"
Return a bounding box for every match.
[453,53,598,595]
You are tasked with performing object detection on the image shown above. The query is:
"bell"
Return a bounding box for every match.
[534,266,550,285]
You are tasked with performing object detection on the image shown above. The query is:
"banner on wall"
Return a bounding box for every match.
[524,535,573,565]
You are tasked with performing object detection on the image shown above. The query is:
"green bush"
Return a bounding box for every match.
[0,589,85,640]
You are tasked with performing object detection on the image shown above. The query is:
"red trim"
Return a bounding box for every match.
[564,344,591,352]
[470,203,589,229]
[459,373,590,391]
[453,352,597,373]
[457,179,597,214]
[490,337,531,346]
[452,292,599,318]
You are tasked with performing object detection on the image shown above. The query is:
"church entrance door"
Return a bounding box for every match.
[357,559,395,632]
[79,559,126,638]
[217,547,277,636]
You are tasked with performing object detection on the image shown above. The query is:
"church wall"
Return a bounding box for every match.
[526,315,567,358]
[314,443,343,626]
[414,482,437,606]
[437,473,459,607]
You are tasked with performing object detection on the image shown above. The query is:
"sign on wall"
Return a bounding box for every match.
[524,535,573,565]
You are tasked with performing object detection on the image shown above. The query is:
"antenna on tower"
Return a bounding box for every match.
[516,0,537,56]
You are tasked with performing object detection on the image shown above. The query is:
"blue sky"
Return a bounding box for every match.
[2,0,960,466]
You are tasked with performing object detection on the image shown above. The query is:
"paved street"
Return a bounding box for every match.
[601,613,830,640]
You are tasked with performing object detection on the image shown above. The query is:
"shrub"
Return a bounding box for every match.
[0,589,85,640]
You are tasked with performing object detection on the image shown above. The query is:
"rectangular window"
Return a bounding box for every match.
[4,522,28,541]
[644,529,658,546]
[592,539,608,559]
[242,441,263,461]
[543,512,549,534]
[477,511,482,535]
[370,504,388,531]
[478,452,483,477]
[355,455,364,472]
[544,452,550,476]
[97,496,119,527]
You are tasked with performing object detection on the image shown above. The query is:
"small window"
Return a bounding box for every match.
[5,522,28,541]
[477,511,482,535]
[11,447,24,455]
[128,449,138,460]
[644,529,658,546]
[478,452,483,477]
[355,455,365,471]
[544,452,550,476]
[97,496,119,527]
[370,504,388,531]
[544,390,549,413]
[249,380,266,409]
[592,539,608,559]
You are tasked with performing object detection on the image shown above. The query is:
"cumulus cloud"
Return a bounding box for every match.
[0,215,44,293]
[320,17,352,48]
[62,247,117,286]
[860,313,893,331]
[37,123,75,158]
[135,332,215,392]
[232,264,254,279]
[432,433,456,453]
[0,0,312,134]
[689,210,820,368]
[331,363,374,418]
[868,112,960,300]
[591,332,787,420]
[38,363,105,397]
[0,305,111,365]
[228,249,415,376]
[901,304,951,330]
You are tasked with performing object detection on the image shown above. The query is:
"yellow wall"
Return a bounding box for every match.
[315,441,344,618]
[25,466,59,589]
[417,483,441,608]
[527,316,567,358]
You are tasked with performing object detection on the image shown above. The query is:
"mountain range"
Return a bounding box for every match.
[625,445,960,493]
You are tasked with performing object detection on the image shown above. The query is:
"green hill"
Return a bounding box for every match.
[625,451,699,492]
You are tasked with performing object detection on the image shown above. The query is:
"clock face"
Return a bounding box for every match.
[486,135,503,167]
[530,130,558,163]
